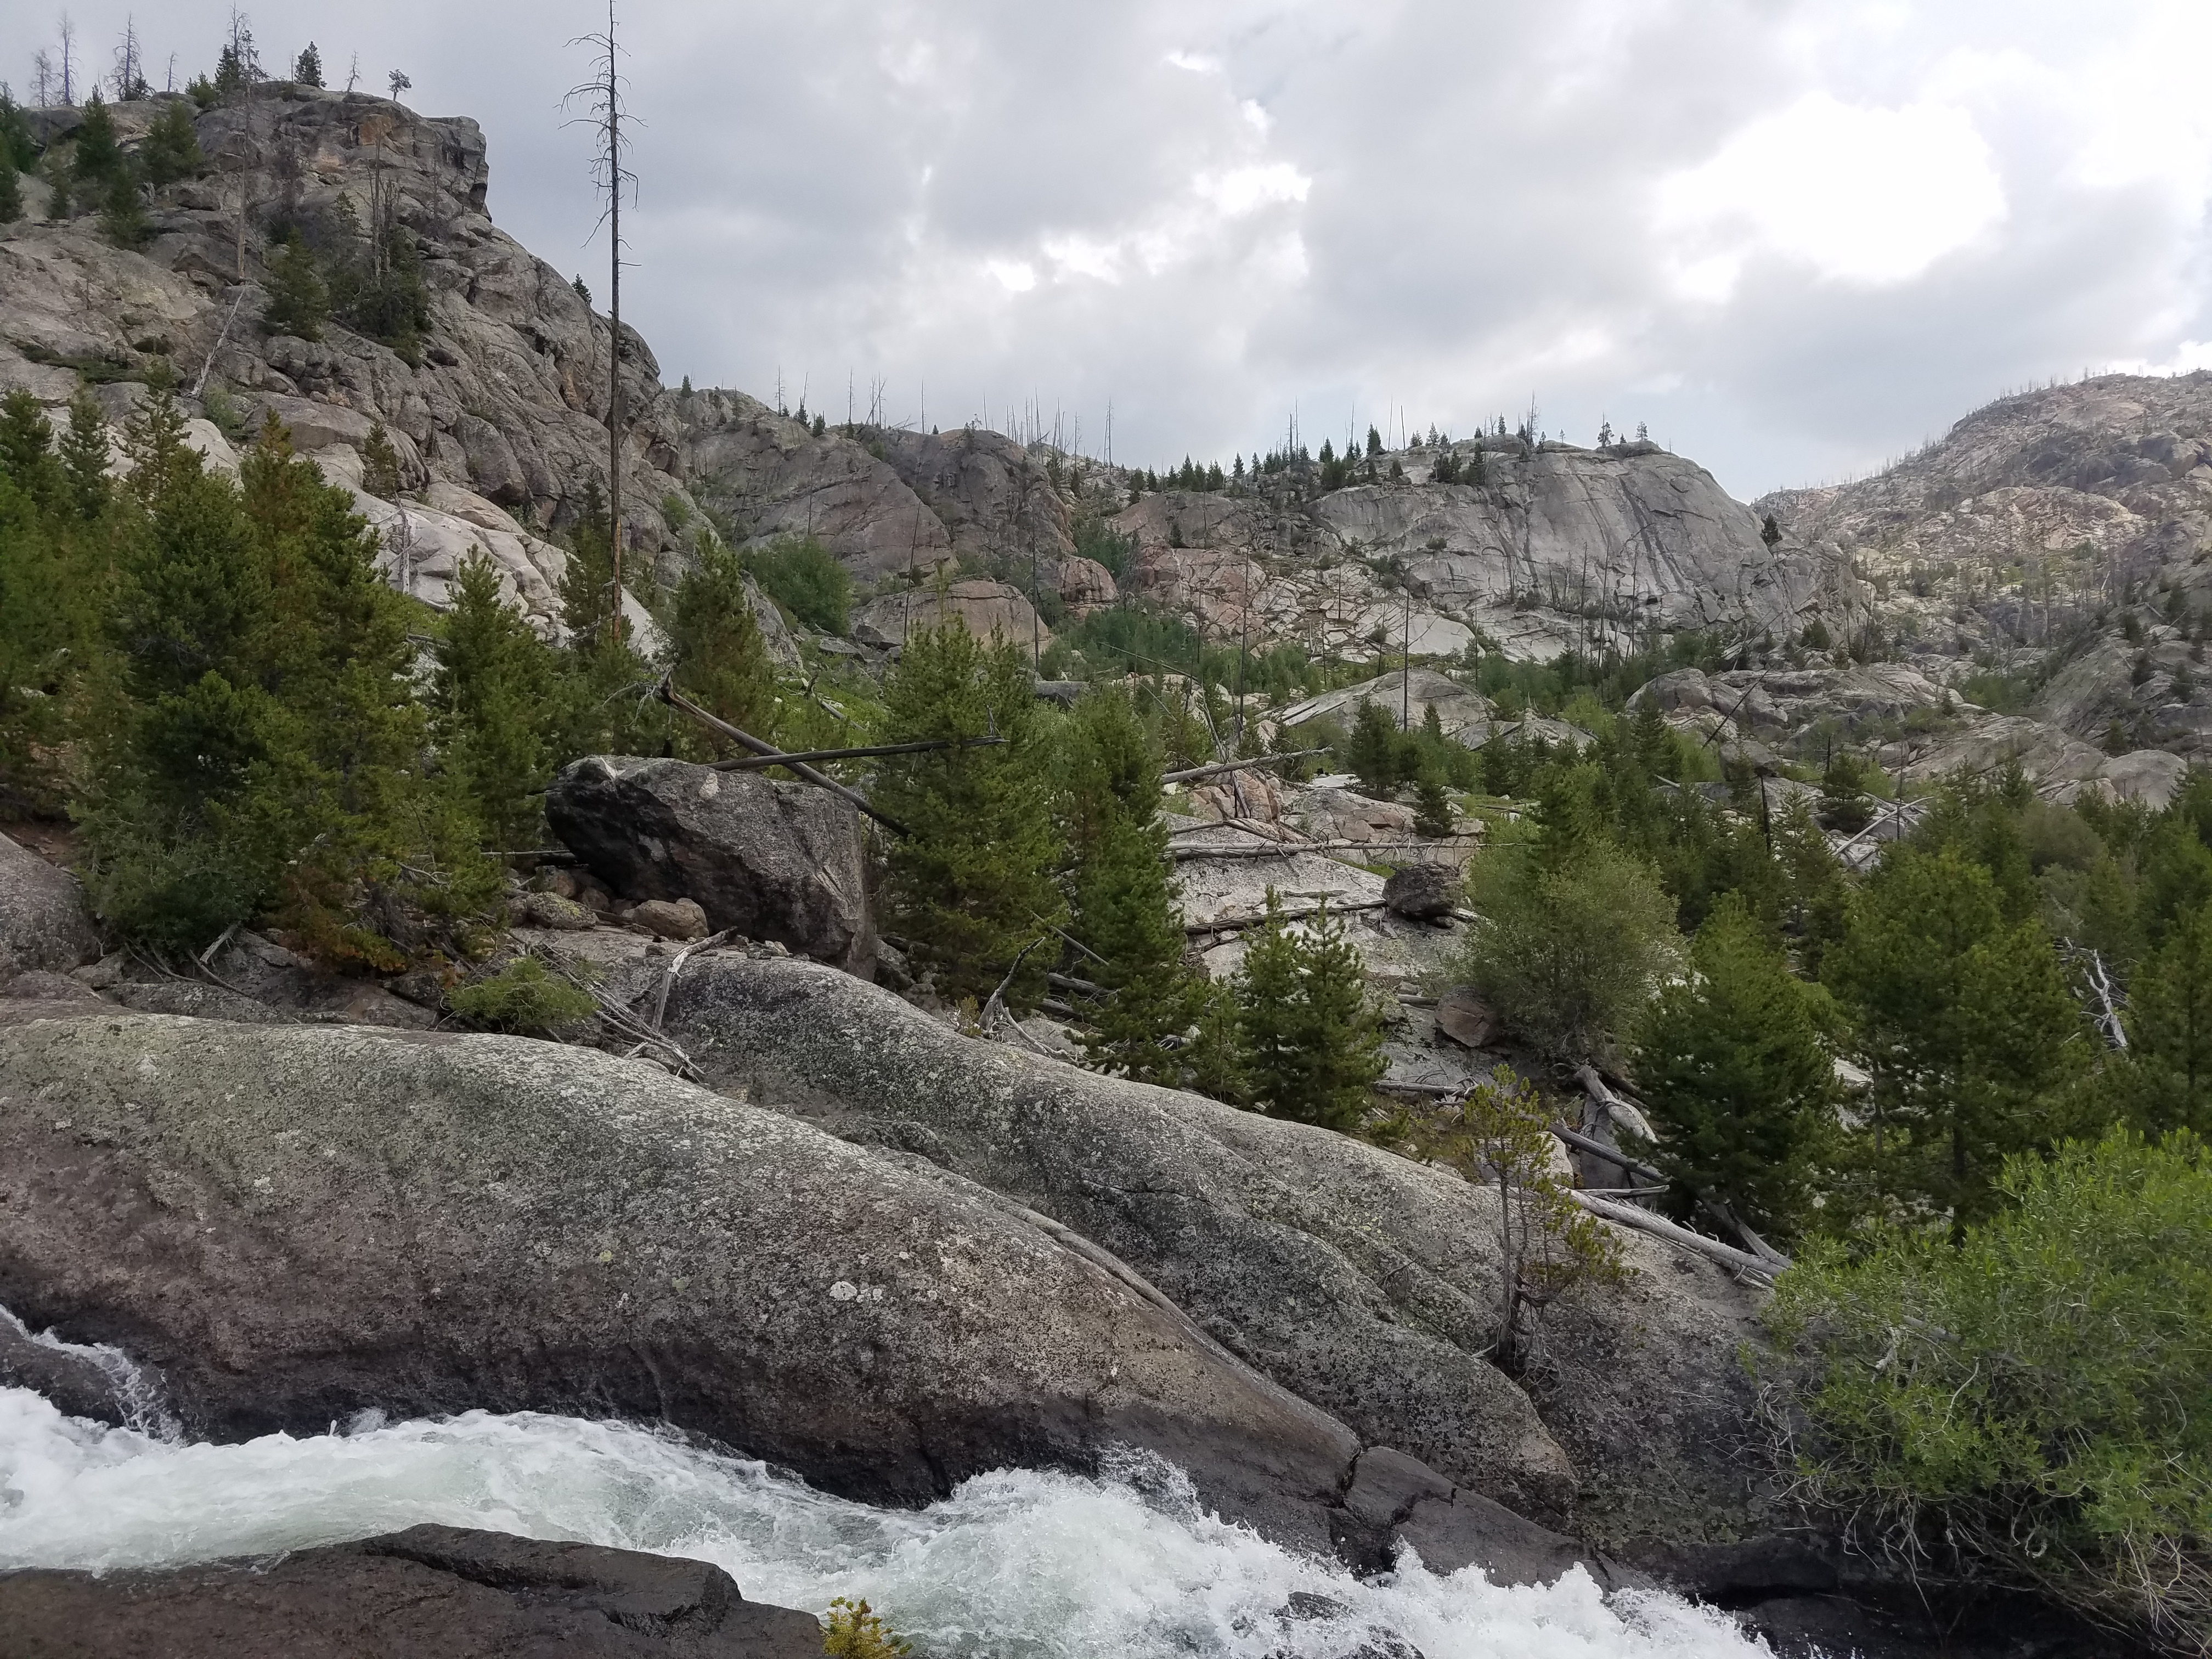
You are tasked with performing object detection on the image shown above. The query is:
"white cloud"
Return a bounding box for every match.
[1194,163,1311,217]
[985,259,1037,293]
[1653,93,2008,296]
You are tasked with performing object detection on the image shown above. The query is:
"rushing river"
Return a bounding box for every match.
[0,1319,1773,1658]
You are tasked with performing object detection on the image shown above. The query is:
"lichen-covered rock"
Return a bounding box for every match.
[0,1006,1361,1546]
[662,955,1771,1546]
[852,579,1051,651]
[630,897,708,941]
[546,757,874,975]
[0,833,99,983]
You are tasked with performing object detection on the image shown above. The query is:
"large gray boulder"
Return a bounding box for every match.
[660,956,1768,1547]
[0,1525,823,1658]
[0,1002,1356,1547]
[0,832,99,981]
[546,757,876,977]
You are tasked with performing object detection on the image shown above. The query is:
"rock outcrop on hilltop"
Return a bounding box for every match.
[1,88,693,636]
[1755,372,2212,762]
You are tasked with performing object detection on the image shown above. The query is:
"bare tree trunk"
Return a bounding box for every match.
[606,0,623,646]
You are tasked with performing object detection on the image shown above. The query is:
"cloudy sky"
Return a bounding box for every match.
[13,0,2212,498]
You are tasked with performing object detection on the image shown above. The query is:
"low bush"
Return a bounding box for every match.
[1762,1129,2212,1649]
[445,955,595,1034]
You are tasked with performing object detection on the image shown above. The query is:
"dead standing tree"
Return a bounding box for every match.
[567,2,638,649]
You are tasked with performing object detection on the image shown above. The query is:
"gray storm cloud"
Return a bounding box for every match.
[16,0,2211,495]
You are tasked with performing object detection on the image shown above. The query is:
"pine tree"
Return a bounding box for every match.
[1824,846,2093,1225]
[57,392,110,520]
[1346,697,1401,797]
[0,162,20,226]
[1632,893,1835,1239]
[264,232,330,339]
[435,553,560,851]
[2123,898,2212,1136]
[1413,770,1455,838]
[294,44,324,87]
[873,623,1066,1005]
[98,164,149,247]
[0,391,63,509]
[1064,687,1208,1083]
[70,92,125,194]
[666,540,778,752]
[140,98,206,187]
[1233,894,1386,1131]
[213,45,246,103]
[360,421,403,497]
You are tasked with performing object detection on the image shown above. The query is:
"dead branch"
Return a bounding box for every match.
[1160,750,1327,785]
[711,736,1002,772]
[1568,1189,1779,1282]
[657,679,906,834]
[1184,898,1389,933]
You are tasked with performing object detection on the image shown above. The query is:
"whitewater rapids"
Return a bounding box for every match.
[0,1378,1773,1658]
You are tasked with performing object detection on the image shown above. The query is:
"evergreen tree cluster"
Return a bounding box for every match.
[871,639,1385,1122]
[260,200,433,359]
[0,391,787,967]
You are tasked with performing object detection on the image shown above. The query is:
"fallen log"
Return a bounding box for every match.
[1185,899,1390,933]
[657,679,907,836]
[1565,1068,1791,1270]
[1168,838,1455,860]
[1160,751,1328,785]
[1568,1190,1780,1282]
[712,736,1002,772]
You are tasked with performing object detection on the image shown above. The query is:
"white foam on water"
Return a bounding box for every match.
[0,1385,1770,1658]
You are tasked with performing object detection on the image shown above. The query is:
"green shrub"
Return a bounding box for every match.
[1763,1129,2212,1647]
[751,535,851,635]
[445,955,596,1033]
[822,1598,910,1658]
[1457,830,1683,1062]
[1233,893,1386,1130]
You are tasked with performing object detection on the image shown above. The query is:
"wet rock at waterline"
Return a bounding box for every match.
[0,832,99,983]
[659,954,1768,1546]
[0,1524,824,1659]
[0,1001,1356,1548]
[546,756,876,975]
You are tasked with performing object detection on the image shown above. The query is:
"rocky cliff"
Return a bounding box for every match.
[1756,372,2212,759]
[2,86,1872,670]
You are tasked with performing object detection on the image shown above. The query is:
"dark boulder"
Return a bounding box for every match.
[0,832,99,981]
[546,757,875,977]
[1382,862,1459,921]
[0,1524,823,1658]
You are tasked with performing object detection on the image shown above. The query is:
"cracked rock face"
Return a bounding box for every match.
[1,87,689,638]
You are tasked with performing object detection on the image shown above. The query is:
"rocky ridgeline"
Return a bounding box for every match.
[15,87,2212,802]
[3,86,1870,673]
[1757,373,2212,764]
